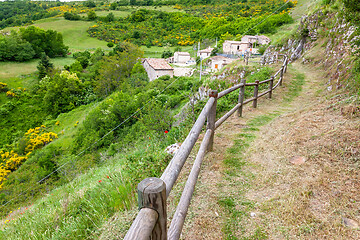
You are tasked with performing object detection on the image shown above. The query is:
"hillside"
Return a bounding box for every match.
[0,0,359,239]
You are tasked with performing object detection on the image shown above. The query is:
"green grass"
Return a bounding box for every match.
[219,113,277,239]
[1,16,109,81]
[268,0,323,45]
[0,58,76,87]
[80,10,132,18]
[32,17,110,52]
[283,70,305,102]
[5,17,110,52]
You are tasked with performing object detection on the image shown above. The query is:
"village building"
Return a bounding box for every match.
[222,40,251,55]
[173,52,191,63]
[257,35,271,45]
[241,35,258,45]
[209,56,234,71]
[197,47,214,59]
[223,35,271,55]
[142,58,174,81]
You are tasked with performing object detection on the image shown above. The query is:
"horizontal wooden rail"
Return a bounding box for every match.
[217,83,244,99]
[215,97,255,129]
[259,78,272,84]
[124,208,158,240]
[123,54,289,240]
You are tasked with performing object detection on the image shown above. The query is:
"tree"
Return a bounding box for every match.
[0,31,35,62]
[105,13,115,22]
[95,42,143,96]
[42,71,84,116]
[37,52,54,79]
[20,26,68,58]
[87,10,97,21]
[161,50,172,59]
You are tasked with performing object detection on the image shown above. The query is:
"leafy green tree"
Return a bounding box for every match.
[41,71,84,116]
[161,50,172,59]
[63,12,81,21]
[83,0,96,8]
[20,26,68,58]
[37,52,54,79]
[95,42,143,96]
[87,10,97,20]
[0,31,35,62]
[105,13,115,22]
[69,61,83,73]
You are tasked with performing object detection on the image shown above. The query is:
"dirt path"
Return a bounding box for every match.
[180,62,360,239]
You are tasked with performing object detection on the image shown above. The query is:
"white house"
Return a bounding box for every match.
[173,52,191,63]
[209,56,234,71]
[142,58,174,81]
[197,47,214,59]
[223,40,251,55]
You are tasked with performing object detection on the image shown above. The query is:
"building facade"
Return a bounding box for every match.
[142,58,174,81]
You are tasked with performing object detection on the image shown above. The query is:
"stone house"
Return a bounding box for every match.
[257,35,271,45]
[222,40,251,55]
[197,47,214,59]
[209,56,234,71]
[142,58,174,81]
[173,52,191,63]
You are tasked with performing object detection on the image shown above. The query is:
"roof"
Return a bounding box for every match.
[174,52,190,56]
[242,35,258,39]
[143,58,174,70]
[198,47,214,53]
[223,40,249,45]
[210,56,234,63]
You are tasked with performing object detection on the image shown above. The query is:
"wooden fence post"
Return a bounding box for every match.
[269,76,274,99]
[280,66,284,86]
[253,80,259,108]
[138,177,167,240]
[245,53,249,65]
[237,78,246,117]
[207,90,218,151]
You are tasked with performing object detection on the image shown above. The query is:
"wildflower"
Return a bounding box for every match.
[164,130,168,134]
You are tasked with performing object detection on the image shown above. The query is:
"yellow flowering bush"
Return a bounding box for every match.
[0,82,8,92]
[6,91,16,97]
[0,126,58,189]
[24,126,58,153]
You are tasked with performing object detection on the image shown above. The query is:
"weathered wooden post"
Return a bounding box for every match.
[237,78,246,117]
[269,76,274,99]
[253,80,259,108]
[280,66,284,86]
[137,177,167,240]
[245,53,249,65]
[207,90,218,151]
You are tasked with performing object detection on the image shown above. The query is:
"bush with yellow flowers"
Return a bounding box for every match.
[0,125,58,189]
[0,82,8,93]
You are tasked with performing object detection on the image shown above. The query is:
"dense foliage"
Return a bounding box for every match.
[0,26,68,62]
[0,1,63,29]
[88,0,295,46]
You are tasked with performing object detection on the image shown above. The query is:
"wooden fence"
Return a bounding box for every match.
[124,54,289,240]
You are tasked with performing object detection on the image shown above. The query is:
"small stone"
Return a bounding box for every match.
[342,218,359,229]
[289,156,307,165]
[215,211,219,217]
[250,212,256,217]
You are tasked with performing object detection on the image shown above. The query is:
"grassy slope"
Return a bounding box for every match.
[0,17,110,86]
[268,0,322,44]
